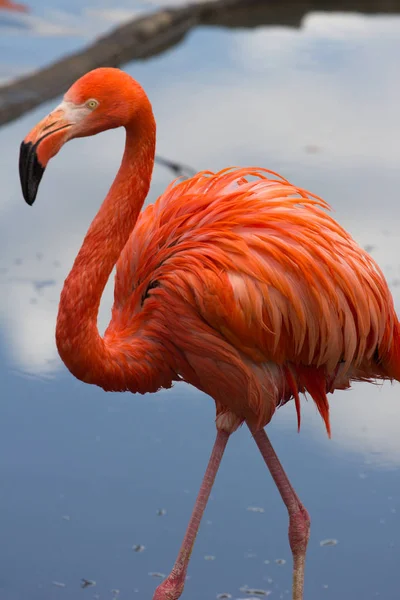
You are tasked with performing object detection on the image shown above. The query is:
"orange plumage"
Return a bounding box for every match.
[19,67,400,600]
[109,166,400,436]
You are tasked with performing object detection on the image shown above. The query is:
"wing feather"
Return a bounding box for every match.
[113,168,399,432]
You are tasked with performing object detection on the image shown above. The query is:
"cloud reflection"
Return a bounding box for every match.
[0,5,140,38]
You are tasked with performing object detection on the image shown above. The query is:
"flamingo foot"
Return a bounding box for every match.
[152,574,185,600]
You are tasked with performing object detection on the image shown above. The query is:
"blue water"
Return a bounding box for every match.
[1,2,400,599]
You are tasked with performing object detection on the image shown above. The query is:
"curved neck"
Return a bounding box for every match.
[56,109,157,389]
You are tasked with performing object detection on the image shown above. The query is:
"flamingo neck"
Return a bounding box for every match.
[56,110,156,388]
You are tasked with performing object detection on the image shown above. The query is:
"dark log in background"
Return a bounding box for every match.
[1,0,400,128]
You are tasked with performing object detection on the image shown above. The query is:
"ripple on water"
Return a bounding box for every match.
[239,585,272,596]
[319,539,338,547]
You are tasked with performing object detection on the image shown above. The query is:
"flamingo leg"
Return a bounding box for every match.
[152,429,230,600]
[249,426,310,600]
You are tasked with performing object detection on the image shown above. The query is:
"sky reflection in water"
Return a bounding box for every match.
[0,3,400,599]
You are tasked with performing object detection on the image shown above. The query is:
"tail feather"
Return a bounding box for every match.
[297,366,331,438]
[384,319,400,382]
[284,365,301,433]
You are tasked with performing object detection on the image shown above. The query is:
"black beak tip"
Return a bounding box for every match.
[19,140,45,206]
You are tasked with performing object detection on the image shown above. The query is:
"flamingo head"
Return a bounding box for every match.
[19,67,151,205]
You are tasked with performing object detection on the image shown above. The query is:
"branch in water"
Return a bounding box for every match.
[155,155,196,179]
[1,0,400,127]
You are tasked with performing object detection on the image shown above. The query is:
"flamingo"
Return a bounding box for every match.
[19,68,400,600]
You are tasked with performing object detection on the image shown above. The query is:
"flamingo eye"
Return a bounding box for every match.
[85,99,99,110]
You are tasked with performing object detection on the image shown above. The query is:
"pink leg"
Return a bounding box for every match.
[153,430,230,600]
[250,426,310,600]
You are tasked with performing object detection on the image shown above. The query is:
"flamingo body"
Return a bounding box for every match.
[109,167,400,434]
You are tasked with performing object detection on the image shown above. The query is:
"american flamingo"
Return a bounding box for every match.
[19,68,400,600]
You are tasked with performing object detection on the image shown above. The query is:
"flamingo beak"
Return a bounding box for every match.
[19,106,72,206]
